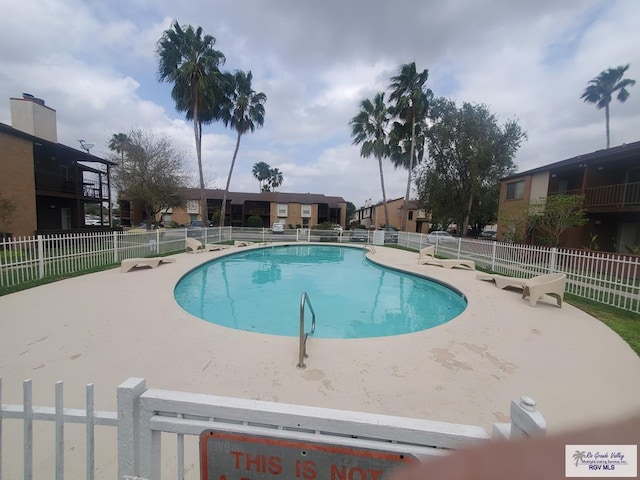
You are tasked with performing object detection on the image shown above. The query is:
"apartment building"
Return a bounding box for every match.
[0,94,113,237]
[352,197,429,233]
[120,189,347,229]
[498,141,640,252]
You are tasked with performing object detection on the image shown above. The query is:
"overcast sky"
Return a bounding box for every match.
[1,0,639,208]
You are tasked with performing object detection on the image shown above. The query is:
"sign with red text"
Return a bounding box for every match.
[200,429,418,480]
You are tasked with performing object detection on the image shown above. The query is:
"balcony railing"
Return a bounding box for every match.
[561,182,640,208]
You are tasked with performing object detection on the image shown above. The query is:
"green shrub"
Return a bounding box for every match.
[246,215,263,228]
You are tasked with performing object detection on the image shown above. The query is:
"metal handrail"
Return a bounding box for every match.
[297,291,316,369]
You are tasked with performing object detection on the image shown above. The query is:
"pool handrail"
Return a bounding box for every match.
[297,291,316,369]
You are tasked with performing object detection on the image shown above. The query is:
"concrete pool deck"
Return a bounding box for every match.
[1,243,639,439]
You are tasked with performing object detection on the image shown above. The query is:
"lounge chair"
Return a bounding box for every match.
[522,273,566,307]
[475,272,528,290]
[186,237,228,253]
[234,240,255,247]
[476,272,566,307]
[417,245,475,270]
[120,257,176,273]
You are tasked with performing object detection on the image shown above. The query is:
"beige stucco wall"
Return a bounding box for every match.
[529,171,549,202]
[0,132,37,236]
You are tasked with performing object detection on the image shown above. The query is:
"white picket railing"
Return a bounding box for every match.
[399,232,640,313]
[0,377,546,480]
[2,229,638,312]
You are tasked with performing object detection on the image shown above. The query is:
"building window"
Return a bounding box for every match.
[506,180,525,200]
[187,200,199,214]
[277,203,288,216]
[408,211,413,220]
[301,204,311,217]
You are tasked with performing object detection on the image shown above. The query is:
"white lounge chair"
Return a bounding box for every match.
[522,273,566,307]
[476,272,528,290]
[417,245,475,270]
[120,257,176,273]
[476,272,566,307]
[186,237,228,253]
[234,240,255,247]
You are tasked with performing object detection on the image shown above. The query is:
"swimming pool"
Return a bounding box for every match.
[174,245,466,338]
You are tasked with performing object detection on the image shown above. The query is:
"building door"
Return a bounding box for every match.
[61,208,71,230]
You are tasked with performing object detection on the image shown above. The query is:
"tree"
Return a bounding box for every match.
[252,161,272,191]
[581,64,635,148]
[157,21,226,225]
[388,62,432,231]
[113,129,189,229]
[529,194,587,247]
[268,167,283,191]
[346,201,356,223]
[350,92,392,230]
[218,70,267,226]
[108,133,130,172]
[417,98,525,236]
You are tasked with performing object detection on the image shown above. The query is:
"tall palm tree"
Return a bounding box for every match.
[252,161,272,191]
[108,133,130,187]
[157,21,226,224]
[388,62,432,230]
[350,92,392,229]
[581,64,635,148]
[268,167,283,191]
[219,70,267,226]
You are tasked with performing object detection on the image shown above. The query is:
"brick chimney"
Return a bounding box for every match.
[10,93,58,143]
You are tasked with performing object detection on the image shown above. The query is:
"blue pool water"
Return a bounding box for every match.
[174,245,466,338]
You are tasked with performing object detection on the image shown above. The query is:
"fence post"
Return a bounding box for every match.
[37,235,44,279]
[549,247,557,273]
[491,241,497,272]
[113,231,119,264]
[492,396,546,440]
[117,378,147,480]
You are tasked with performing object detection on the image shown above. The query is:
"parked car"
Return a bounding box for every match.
[187,220,213,228]
[271,222,284,234]
[331,224,343,233]
[427,230,456,244]
[478,230,497,241]
[351,229,369,242]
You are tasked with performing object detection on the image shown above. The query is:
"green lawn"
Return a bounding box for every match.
[565,293,640,357]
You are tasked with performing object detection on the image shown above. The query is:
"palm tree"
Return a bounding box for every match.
[350,92,392,229]
[268,167,283,191]
[252,161,272,191]
[108,133,130,187]
[581,64,635,148]
[388,62,432,230]
[218,70,267,226]
[157,21,226,224]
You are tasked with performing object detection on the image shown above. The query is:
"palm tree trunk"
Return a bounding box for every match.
[377,154,390,229]
[193,105,207,225]
[605,103,610,149]
[219,131,242,227]
[462,192,473,238]
[401,113,417,231]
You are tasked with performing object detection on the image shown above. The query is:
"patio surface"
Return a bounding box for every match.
[1,243,639,473]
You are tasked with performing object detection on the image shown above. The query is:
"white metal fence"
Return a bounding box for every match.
[2,228,638,312]
[399,232,640,313]
[0,377,545,480]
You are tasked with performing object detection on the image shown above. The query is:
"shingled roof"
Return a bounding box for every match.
[502,140,640,181]
[184,188,346,208]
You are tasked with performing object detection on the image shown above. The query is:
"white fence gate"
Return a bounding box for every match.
[0,377,546,480]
